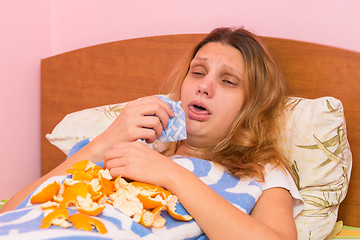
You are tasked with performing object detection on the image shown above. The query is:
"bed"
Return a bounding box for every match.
[8,33,360,239]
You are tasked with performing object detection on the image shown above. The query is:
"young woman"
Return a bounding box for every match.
[1,27,302,239]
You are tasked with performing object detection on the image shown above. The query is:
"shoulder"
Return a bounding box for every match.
[259,164,304,217]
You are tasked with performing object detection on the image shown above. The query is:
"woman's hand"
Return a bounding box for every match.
[98,96,175,146]
[103,141,180,187]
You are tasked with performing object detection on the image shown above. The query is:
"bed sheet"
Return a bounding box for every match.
[0,156,262,240]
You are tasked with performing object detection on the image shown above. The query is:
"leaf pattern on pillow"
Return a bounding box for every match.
[292,164,349,220]
[291,161,301,191]
[281,97,352,239]
[296,127,346,169]
[326,99,343,118]
[95,104,126,120]
[292,127,349,218]
[285,97,303,111]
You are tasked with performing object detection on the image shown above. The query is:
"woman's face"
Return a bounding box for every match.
[181,42,245,148]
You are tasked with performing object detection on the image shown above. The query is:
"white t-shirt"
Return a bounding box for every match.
[259,164,304,217]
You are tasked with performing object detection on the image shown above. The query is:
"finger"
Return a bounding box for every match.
[137,96,175,119]
[139,116,163,138]
[155,98,175,118]
[150,109,171,131]
[125,104,169,132]
[138,127,157,143]
[108,167,125,178]
[103,145,127,169]
[104,157,125,170]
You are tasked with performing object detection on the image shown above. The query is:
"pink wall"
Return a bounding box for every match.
[0,0,359,200]
[51,0,360,55]
[0,1,51,199]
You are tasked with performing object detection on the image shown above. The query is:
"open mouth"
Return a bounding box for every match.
[192,104,207,112]
[188,101,211,120]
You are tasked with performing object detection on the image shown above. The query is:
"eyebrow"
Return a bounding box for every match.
[191,57,243,79]
[191,56,207,64]
[223,64,243,79]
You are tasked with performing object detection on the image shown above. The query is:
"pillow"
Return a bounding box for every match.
[46,95,169,155]
[46,100,128,155]
[278,97,352,240]
[46,95,352,240]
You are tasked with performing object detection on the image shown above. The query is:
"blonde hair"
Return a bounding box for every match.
[163,27,291,181]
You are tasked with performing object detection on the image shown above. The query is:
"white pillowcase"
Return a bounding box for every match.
[46,95,352,240]
[46,101,127,155]
[278,97,352,240]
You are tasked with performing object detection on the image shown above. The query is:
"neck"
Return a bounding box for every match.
[175,140,207,158]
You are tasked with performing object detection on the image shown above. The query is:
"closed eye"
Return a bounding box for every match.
[222,79,236,86]
[192,71,205,77]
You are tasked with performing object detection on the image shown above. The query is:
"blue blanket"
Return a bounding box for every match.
[0,156,262,240]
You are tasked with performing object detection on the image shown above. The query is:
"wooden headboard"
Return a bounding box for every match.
[41,34,360,227]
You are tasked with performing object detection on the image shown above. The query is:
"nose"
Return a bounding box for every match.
[197,76,214,97]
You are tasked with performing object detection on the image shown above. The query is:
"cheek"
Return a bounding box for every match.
[221,109,238,130]
[180,79,191,102]
[218,97,243,129]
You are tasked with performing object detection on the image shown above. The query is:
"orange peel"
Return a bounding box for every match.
[34,159,193,232]
[130,182,171,209]
[99,176,115,196]
[72,171,94,182]
[88,184,104,202]
[65,160,95,175]
[137,193,167,209]
[30,181,60,204]
[75,194,105,216]
[140,209,154,228]
[152,206,166,228]
[114,176,129,191]
[40,208,71,229]
[130,182,171,196]
[110,189,143,220]
[59,182,89,208]
[65,168,79,175]
[62,178,79,187]
[166,195,193,221]
[69,213,107,234]
[40,201,59,210]
[71,160,90,171]
[86,166,103,178]
[98,169,113,180]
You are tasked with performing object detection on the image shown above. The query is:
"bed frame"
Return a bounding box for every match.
[41,34,360,227]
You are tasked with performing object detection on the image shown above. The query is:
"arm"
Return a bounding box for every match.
[104,142,297,240]
[170,170,297,240]
[0,135,112,213]
[0,96,174,213]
